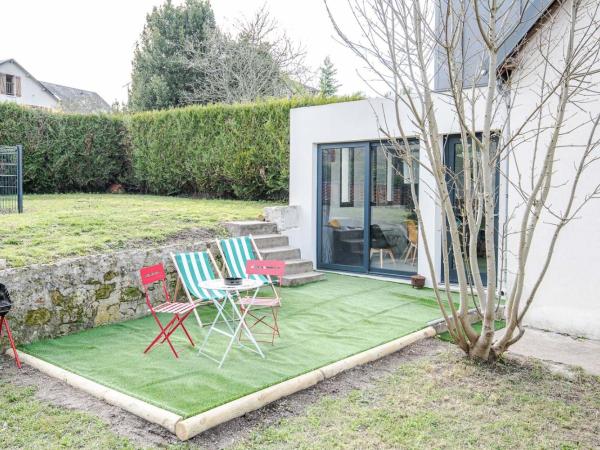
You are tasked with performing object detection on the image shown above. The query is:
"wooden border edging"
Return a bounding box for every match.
[5,349,182,433]
[6,326,435,441]
[175,326,436,440]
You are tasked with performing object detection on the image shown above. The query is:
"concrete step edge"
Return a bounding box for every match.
[284,258,313,266]
[252,233,286,240]
[282,259,314,274]
[253,234,289,248]
[259,245,299,253]
[223,221,278,237]
[281,271,326,286]
[282,271,325,280]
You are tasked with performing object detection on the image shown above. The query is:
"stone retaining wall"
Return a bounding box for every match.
[1,239,216,344]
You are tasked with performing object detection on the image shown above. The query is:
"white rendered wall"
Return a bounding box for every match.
[0,61,57,110]
[504,0,600,339]
[288,96,490,287]
[289,52,599,340]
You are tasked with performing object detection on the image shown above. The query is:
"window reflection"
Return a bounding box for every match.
[370,142,419,273]
[318,141,420,276]
[320,147,365,267]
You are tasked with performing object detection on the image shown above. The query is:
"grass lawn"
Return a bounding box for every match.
[0,194,272,268]
[4,345,598,449]
[20,273,446,418]
[0,383,135,449]
[238,347,600,449]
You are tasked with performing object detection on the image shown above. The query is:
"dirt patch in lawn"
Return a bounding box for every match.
[1,339,444,448]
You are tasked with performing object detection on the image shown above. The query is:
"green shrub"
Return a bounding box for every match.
[128,96,360,200]
[0,96,361,199]
[0,103,130,193]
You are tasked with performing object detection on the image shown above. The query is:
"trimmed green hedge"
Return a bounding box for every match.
[0,103,130,193]
[128,97,359,200]
[0,96,360,199]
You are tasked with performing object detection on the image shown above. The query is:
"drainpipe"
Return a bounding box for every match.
[498,77,511,308]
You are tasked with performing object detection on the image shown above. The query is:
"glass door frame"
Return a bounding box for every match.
[316,142,371,274]
[442,134,499,285]
[316,141,419,278]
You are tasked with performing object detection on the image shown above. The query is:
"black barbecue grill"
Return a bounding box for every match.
[0,283,12,317]
[0,283,20,368]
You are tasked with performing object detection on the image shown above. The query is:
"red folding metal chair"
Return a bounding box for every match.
[0,316,21,369]
[237,259,285,344]
[140,263,197,358]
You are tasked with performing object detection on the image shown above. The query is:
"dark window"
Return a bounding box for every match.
[5,75,14,96]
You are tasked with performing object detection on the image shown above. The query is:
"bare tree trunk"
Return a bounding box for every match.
[327,0,600,361]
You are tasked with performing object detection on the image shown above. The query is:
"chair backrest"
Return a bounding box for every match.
[370,224,389,247]
[140,263,170,306]
[140,263,166,285]
[172,251,225,301]
[218,236,269,285]
[246,259,286,280]
[407,220,418,244]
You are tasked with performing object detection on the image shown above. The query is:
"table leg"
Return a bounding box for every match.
[232,289,264,353]
[218,289,264,368]
[199,294,237,356]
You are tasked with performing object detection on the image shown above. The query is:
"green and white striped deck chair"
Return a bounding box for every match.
[171,250,227,327]
[216,235,280,302]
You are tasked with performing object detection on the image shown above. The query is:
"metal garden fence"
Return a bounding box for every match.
[0,145,23,214]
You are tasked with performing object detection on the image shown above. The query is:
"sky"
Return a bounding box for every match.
[0,0,368,105]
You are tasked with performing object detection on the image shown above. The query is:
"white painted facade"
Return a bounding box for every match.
[289,95,497,286]
[502,0,600,339]
[0,60,58,110]
[288,2,600,340]
[289,98,436,282]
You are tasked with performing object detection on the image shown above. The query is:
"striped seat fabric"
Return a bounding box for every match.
[219,237,269,285]
[154,301,196,314]
[173,252,226,302]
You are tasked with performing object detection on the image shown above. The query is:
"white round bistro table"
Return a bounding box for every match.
[196,278,264,367]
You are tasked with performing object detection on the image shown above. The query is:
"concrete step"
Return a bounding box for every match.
[283,259,315,275]
[223,221,278,237]
[223,218,323,287]
[281,271,326,287]
[253,233,289,250]
[260,246,301,261]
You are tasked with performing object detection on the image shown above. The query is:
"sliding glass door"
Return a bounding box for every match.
[318,144,367,271]
[317,141,420,277]
[369,142,419,275]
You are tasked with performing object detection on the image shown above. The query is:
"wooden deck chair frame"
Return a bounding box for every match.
[170,249,227,328]
[216,234,281,303]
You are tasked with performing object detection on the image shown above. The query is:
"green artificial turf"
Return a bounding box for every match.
[21,274,448,419]
[437,320,506,343]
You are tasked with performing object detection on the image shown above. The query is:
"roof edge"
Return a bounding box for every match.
[0,58,60,101]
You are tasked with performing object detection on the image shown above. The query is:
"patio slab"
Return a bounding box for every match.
[18,273,447,420]
[500,327,600,376]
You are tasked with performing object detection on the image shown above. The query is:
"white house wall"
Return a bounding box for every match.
[289,95,493,288]
[504,0,600,339]
[290,23,600,340]
[0,61,58,110]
